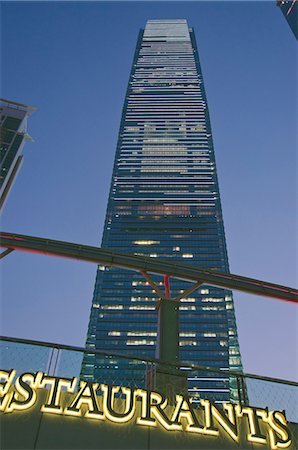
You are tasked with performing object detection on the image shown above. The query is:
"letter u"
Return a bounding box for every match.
[101,385,136,423]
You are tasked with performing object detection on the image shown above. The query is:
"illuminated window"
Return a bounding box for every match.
[101,305,123,310]
[129,306,155,310]
[132,281,148,286]
[202,297,223,303]
[127,331,157,336]
[108,331,121,336]
[179,341,197,346]
[180,332,196,337]
[182,297,195,303]
[182,253,193,258]
[126,340,155,346]
[230,357,241,365]
[229,348,239,355]
[131,296,152,302]
[134,240,160,245]
[202,306,220,311]
[179,305,196,310]
[204,333,217,337]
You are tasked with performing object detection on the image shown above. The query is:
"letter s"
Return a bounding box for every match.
[5,372,40,413]
[268,411,292,449]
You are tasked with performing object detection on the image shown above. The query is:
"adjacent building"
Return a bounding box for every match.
[277,0,298,39]
[0,99,35,211]
[82,20,243,402]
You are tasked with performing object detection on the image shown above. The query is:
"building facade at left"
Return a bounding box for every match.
[0,98,35,211]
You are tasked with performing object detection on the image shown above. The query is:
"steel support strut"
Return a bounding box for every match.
[156,275,179,365]
[153,275,188,400]
[0,248,14,259]
[139,273,204,367]
[139,270,164,299]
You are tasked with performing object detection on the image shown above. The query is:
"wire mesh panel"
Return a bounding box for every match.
[0,336,297,426]
[80,354,148,389]
[245,377,298,423]
[0,340,51,375]
[53,349,83,379]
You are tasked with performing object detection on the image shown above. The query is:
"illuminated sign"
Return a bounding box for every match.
[0,369,292,450]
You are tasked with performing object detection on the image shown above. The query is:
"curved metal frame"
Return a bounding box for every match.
[1,231,297,303]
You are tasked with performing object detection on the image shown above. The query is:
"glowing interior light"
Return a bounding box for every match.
[134,240,160,245]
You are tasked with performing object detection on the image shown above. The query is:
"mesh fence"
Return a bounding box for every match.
[0,340,51,375]
[245,377,298,423]
[0,337,297,423]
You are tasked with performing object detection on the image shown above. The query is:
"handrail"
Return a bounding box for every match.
[1,335,297,387]
[0,97,37,110]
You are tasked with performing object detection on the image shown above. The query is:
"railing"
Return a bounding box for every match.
[1,335,297,423]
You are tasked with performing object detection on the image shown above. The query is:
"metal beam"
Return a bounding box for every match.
[1,231,297,304]
[156,276,179,366]
[0,248,14,259]
[173,280,203,303]
[139,270,165,299]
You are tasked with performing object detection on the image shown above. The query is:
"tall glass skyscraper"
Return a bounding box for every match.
[82,20,243,402]
[277,0,298,39]
[0,99,35,211]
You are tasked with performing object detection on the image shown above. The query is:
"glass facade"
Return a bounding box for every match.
[277,0,298,39]
[0,99,34,211]
[82,20,243,402]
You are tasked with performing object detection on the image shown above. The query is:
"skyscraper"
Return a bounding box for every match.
[82,20,243,402]
[0,99,35,211]
[277,1,298,39]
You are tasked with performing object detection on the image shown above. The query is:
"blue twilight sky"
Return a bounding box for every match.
[1,1,297,381]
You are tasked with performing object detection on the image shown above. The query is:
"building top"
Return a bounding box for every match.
[144,19,190,41]
[0,98,37,117]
